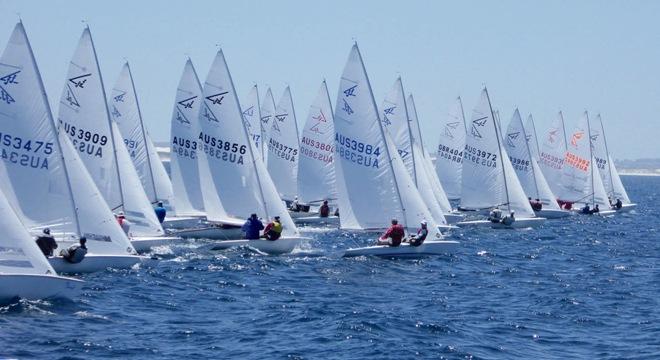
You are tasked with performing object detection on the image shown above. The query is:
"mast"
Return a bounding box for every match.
[126,62,159,202]
[222,51,269,219]
[399,78,418,186]
[357,44,407,228]
[24,21,82,236]
[521,111,540,199]
[598,114,615,197]
[559,111,568,152]
[89,25,126,211]
[485,89,511,213]
[529,115,541,160]
[253,84,265,159]
[458,96,467,135]
[585,111,596,206]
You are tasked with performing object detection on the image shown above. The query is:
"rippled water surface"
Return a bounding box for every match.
[1,176,658,359]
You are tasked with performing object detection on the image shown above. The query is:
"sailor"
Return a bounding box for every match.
[154,201,167,224]
[319,200,330,218]
[501,211,515,226]
[289,196,301,212]
[241,213,264,240]
[591,204,600,214]
[60,237,88,264]
[116,212,131,237]
[405,221,428,247]
[532,198,543,211]
[615,198,623,210]
[333,207,340,217]
[377,219,405,247]
[262,216,283,241]
[489,208,503,223]
[581,204,591,214]
[35,228,57,257]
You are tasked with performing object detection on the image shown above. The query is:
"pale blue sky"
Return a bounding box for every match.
[1,0,658,159]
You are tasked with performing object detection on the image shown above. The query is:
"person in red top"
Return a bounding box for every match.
[377,219,405,247]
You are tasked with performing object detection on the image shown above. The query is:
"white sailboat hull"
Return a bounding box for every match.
[443,212,464,224]
[0,274,84,303]
[456,217,545,229]
[162,216,206,230]
[131,236,185,252]
[294,215,339,226]
[342,240,459,258]
[535,209,572,219]
[175,225,244,240]
[48,254,146,274]
[616,203,637,212]
[209,236,309,254]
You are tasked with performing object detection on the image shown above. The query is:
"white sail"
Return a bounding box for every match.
[297,80,337,204]
[525,114,541,161]
[0,163,55,275]
[435,97,466,200]
[169,59,205,216]
[461,89,535,218]
[539,112,568,197]
[259,88,277,165]
[559,112,610,208]
[242,85,264,158]
[407,94,453,215]
[504,109,560,209]
[0,22,134,255]
[380,82,446,224]
[58,27,163,237]
[592,114,631,204]
[267,86,300,201]
[198,50,298,235]
[332,44,442,237]
[109,62,174,208]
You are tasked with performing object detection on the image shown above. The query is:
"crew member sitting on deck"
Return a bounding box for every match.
[289,196,301,212]
[590,204,600,214]
[501,211,515,226]
[529,198,543,211]
[60,237,87,264]
[262,216,283,241]
[404,221,428,247]
[242,213,264,240]
[615,198,623,210]
[116,212,131,236]
[35,228,57,257]
[489,208,503,223]
[154,201,167,224]
[376,219,405,247]
[319,200,330,218]
[581,204,591,214]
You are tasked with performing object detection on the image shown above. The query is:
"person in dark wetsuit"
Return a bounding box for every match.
[35,228,57,257]
[615,198,623,210]
[590,204,600,214]
[262,216,283,240]
[61,237,88,264]
[405,221,428,247]
[377,219,405,247]
[154,201,167,224]
[242,213,264,240]
[581,204,591,214]
[319,201,330,218]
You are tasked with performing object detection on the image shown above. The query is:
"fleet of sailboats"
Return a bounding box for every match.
[0,22,638,301]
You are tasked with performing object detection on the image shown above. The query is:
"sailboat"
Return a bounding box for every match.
[333,44,458,257]
[0,22,142,273]
[195,49,308,254]
[267,86,301,205]
[558,111,615,215]
[380,78,448,228]
[504,109,569,218]
[590,114,636,211]
[259,88,277,166]
[166,59,208,230]
[407,94,463,224]
[58,27,179,252]
[457,89,545,228]
[538,111,569,200]
[242,85,265,157]
[295,80,339,226]
[434,97,466,201]
[0,168,82,303]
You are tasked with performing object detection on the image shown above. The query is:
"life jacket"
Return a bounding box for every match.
[272,221,283,234]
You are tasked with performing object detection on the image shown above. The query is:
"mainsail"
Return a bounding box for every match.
[259,88,277,166]
[538,112,568,197]
[242,85,264,159]
[435,97,466,200]
[266,86,300,201]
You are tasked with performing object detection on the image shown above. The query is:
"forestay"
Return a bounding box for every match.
[461,89,535,218]
[259,88,276,165]
[0,22,134,255]
[592,114,631,204]
[297,81,337,205]
[198,50,298,236]
[504,109,560,209]
[559,112,610,208]
[109,62,174,208]
[435,97,466,200]
[538,112,568,197]
[332,44,442,237]
[169,59,206,216]
[242,85,264,159]
[267,86,300,201]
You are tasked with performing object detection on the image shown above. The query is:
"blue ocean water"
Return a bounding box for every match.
[1,176,658,359]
